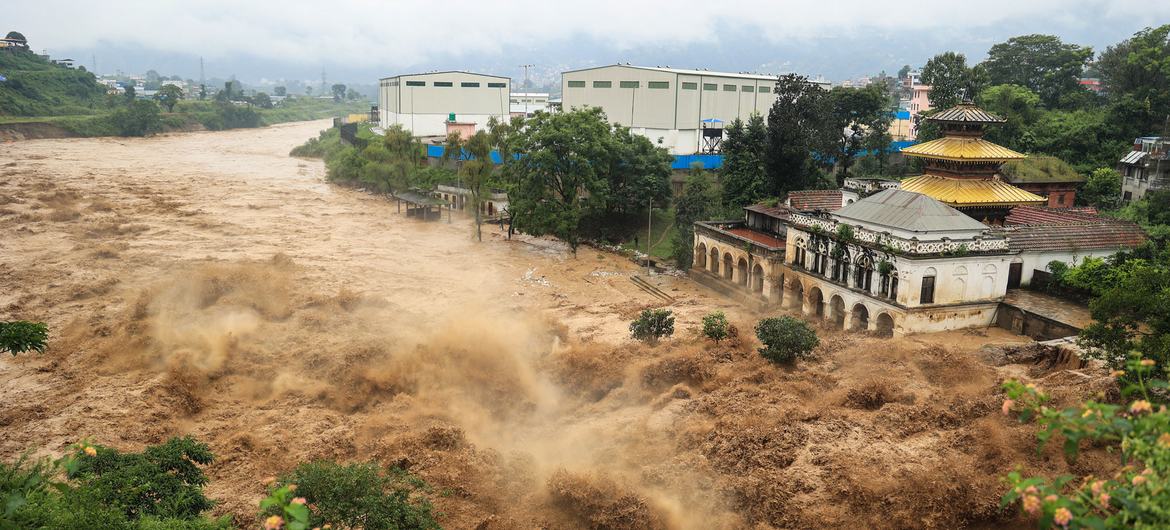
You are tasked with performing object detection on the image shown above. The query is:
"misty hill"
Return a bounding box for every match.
[0,49,105,116]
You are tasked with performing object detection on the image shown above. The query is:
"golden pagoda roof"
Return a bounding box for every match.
[900,136,1026,162]
[900,175,1046,207]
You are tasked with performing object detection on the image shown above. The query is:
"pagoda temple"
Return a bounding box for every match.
[899,101,1044,224]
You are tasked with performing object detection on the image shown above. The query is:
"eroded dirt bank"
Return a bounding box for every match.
[0,121,1115,528]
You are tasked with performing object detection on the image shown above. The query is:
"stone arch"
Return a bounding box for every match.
[723,253,734,280]
[787,278,804,311]
[752,263,764,293]
[709,246,720,275]
[955,265,968,276]
[850,303,870,331]
[875,312,895,337]
[737,258,749,287]
[982,264,998,275]
[829,294,846,329]
[854,253,874,292]
[695,242,707,269]
[808,286,825,317]
[982,275,995,298]
[770,272,784,302]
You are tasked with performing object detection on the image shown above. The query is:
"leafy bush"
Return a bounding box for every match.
[0,320,48,355]
[270,461,440,530]
[1,438,227,529]
[630,308,675,343]
[68,436,215,521]
[1002,355,1170,529]
[107,100,162,137]
[701,311,730,343]
[755,316,819,363]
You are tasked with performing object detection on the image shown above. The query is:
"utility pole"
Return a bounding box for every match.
[91,53,96,74]
[320,68,327,98]
[519,64,533,115]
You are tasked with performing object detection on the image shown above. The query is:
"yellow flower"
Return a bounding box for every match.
[291,497,307,505]
[1140,359,1156,367]
[1099,493,1110,505]
[1111,370,1126,377]
[1130,400,1153,414]
[1053,507,1072,527]
[1082,408,1094,418]
[1158,432,1170,448]
[1022,495,1041,515]
[1090,480,1104,495]
[287,484,297,492]
[263,515,284,530]
[1002,399,1015,415]
[1133,475,1148,486]
[83,446,97,457]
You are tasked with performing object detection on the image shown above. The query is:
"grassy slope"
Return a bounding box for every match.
[0,49,107,117]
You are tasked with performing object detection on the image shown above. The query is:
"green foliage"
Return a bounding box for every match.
[154,85,183,113]
[290,126,342,158]
[921,51,984,109]
[108,100,162,137]
[672,165,718,269]
[835,224,855,242]
[0,49,107,116]
[1097,25,1170,136]
[272,461,440,530]
[357,125,424,193]
[0,321,48,355]
[755,316,819,364]
[252,92,273,109]
[701,311,730,344]
[765,74,827,196]
[977,84,1041,151]
[1001,355,1170,528]
[982,34,1093,108]
[630,309,675,344]
[259,484,311,530]
[68,436,215,521]
[463,130,495,241]
[823,83,892,184]
[1,439,227,530]
[720,115,768,210]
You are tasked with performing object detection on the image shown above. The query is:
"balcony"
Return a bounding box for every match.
[788,213,1009,255]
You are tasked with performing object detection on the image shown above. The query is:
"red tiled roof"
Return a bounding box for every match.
[1006,206,1102,226]
[785,190,842,211]
[726,227,785,248]
[1000,222,1147,252]
[744,203,795,221]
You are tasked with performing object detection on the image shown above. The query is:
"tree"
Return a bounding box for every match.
[346,87,362,100]
[1079,167,1122,209]
[629,309,675,344]
[1098,25,1170,136]
[897,64,911,81]
[331,83,346,102]
[600,125,673,216]
[721,115,767,209]
[504,107,613,254]
[701,311,730,343]
[755,316,819,363]
[462,130,495,241]
[271,461,439,530]
[983,34,1093,108]
[108,100,162,137]
[0,321,47,355]
[198,84,206,100]
[765,74,828,196]
[305,86,314,97]
[977,84,1041,151]
[671,163,718,268]
[69,436,215,521]
[252,92,273,109]
[123,84,136,102]
[154,84,183,112]
[823,83,892,185]
[359,125,422,194]
[921,52,982,109]
[273,86,286,97]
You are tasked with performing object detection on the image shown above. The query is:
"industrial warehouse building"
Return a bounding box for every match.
[378,71,511,137]
[561,64,829,154]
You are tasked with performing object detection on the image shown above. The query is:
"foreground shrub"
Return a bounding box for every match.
[701,311,730,343]
[630,309,675,344]
[1,438,227,529]
[270,461,439,530]
[107,100,163,137]
[755,316,818,363]
[1002,355,1170,528]
[0,320,48,355]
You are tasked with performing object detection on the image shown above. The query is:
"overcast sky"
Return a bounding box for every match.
[7,0,1169,86]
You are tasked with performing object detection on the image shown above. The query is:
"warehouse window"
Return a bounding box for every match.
[620,81,640,88]
[433,81,453,87]
[648,81,669,89]
[488,82,506,88]
[742,85,754,92]
[758,86,770,93]
[405,81,425,87]
[461,82,480,88]
[682,82,698,90]
[593,81,612,88]
[703,83,717,91]
[510,99,519,104]
[723,84,736,91]
[567,80,586,88]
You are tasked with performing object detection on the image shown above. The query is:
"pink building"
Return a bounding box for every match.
[909,85,932,115]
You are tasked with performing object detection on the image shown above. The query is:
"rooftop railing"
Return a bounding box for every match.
[788,213,1009,254]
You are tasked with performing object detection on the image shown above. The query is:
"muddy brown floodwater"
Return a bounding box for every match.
[0,120,1117,529]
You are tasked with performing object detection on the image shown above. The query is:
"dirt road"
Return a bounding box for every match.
[0,121,1110,528]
